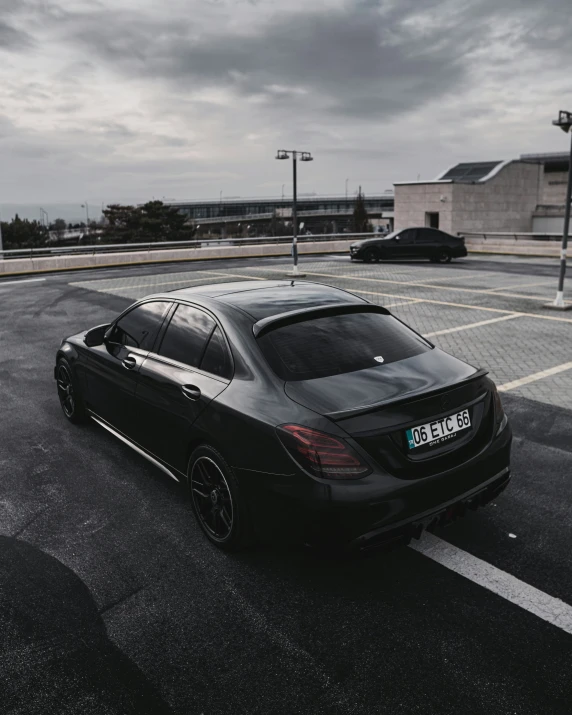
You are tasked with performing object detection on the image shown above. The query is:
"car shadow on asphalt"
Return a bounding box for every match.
[0,535,175,715]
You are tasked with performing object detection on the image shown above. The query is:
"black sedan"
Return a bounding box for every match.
[55,280,511,552]
[350,227,468,263]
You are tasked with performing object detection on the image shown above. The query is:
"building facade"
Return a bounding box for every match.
[394,153,569,235]
[167,194,394,234]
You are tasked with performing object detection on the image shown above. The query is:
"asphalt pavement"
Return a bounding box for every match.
[1,254,572,715]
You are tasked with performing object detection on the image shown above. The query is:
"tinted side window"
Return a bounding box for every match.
[399,230,415,244]
[257,312,431,381]
[159,304,215,368]
[200,326,232,379]
[417,229,436,244]
[112,301,170,350]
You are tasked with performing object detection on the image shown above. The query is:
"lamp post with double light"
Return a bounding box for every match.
[275,149,313,277]
[551,110,572,309]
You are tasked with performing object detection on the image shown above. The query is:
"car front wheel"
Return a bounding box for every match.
[436,249,452,263]
[363,248,378,263]
[188,445,254,551]
[56,358,87,424]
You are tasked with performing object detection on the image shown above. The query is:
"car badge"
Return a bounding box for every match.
[374,356,385,363]
[441,395,450,410]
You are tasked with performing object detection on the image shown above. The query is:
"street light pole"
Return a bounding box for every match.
[292,152,298,272]
[551,111,572,309]
[345,178,349,200]
[276,149,313,277]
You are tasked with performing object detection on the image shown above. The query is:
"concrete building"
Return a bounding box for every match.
[394,153,570,235]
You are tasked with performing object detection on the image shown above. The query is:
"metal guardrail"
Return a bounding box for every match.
[461,232,562,242]
[0,232,376,261]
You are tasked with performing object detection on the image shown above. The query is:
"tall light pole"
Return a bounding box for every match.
[276,149,313,277]
[345,178,349,200]
[81,202,89,228]
[551,111,572,309]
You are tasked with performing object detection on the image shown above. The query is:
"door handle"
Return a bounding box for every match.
[181,385,201,401]
[122,355,137,370]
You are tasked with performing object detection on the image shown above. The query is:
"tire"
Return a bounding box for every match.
[187,445,255,551]
[363,248,378,263]
[436,249,452,264]
[56,358,87,424]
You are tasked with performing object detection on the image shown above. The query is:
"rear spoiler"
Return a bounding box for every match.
[325,368,490,421]
[253,303,391,338]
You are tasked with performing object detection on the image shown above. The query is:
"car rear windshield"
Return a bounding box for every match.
[257,312,432,381]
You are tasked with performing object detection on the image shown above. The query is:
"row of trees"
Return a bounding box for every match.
[1,194,374,250]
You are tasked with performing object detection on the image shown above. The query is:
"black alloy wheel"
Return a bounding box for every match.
[56,360,86,423]
[437,249,452,263]
[188,446,254,551]
[363,248,378,263]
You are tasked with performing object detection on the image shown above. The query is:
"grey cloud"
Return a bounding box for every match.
[59,0,571,123]
[59,1,480,120]
[0,19,33,49]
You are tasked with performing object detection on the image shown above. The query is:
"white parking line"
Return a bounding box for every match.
[484,280,553,293]
[71,276,213,292]
[384,298,423,309]
[266,268,563,304]
[497,362,572,392]
[0,277,46,286]
[411,533,572,635]
[202,270,266,281]
[425,313,522,338]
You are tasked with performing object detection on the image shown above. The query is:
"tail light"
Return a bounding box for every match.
[492,386,508,435]
[277,424,371,480]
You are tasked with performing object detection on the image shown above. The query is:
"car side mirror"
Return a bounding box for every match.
[394,236,400,241]
[84,323,111,347]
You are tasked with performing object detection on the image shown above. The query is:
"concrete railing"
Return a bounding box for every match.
[464,234,569,257]
[0,237,359,276]
[0,232,377,260]
[461,231,563,242]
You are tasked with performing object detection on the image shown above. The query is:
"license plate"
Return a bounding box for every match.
[406,409,471,450]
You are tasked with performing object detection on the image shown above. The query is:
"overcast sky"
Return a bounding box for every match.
[1,0,571,217]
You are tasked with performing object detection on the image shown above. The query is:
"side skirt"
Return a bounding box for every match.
[88,411,181,483]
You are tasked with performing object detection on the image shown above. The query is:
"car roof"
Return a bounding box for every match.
[168,280,366,320]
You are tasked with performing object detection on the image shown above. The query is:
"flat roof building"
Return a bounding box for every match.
[394,153,570,235]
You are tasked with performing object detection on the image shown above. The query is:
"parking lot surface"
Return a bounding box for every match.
[1,254,572,714]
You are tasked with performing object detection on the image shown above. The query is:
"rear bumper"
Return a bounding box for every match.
[239,424,511,550]
[347,467,509,552]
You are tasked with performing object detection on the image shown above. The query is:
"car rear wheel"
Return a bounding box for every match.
[188,445,254,551]
[363,248,378,263]
[56,358,87,424]
[436,249,452,263]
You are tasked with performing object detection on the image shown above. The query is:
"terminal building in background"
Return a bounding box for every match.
[394,153,570,236]
[166,194,395,235]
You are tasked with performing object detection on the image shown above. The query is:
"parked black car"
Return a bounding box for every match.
[55,280,510,552]
[350,228,467,263]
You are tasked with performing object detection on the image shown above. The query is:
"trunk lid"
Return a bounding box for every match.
[285,349,494,479]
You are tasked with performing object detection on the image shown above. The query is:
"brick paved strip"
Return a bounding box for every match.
[349,288,572,324]
[498,362,572,392]
[425,313,522,338]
